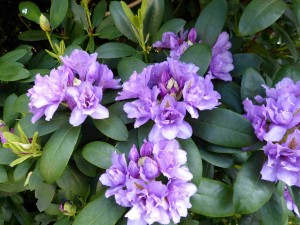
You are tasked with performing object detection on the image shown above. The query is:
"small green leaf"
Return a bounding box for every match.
[40,125,81,183]
[19,1,41,24]
[195,0,228,46]
[233,151,274,214]
[0,49,28,63]
[180,43,212,76]
[241,68,266,100]
[153,18,186,42]
[72,194,126,225]
[0,147,18,165]
[117,57,146,82]
[82,141,119,169]
[93,113,128,141]
[191,178,234,217]
[0,165,8,183]
[13,159,33,181]
[238,0,286,36]
[13,94,30,114]
[95,42,137,59]
[97,26,123,40]
[50,0,68,30]
[3,94,19,127]
[18,30,47,41]
[0,62,30,81]
[92,0,107,28]
[35,183,55,212]
[272,64,300,85]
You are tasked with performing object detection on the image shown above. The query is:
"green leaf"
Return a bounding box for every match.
[70,1,89,30]
[233,151,274,214]
[73,151,97,177]
[143,0,164,40]
[40,125,81,183]
[117,57,146,82]
[0,49,28,63]
[0,147,18,165]
[272,64,300,85]
[19,113,69,138]
[191,178,234,217]
[191,108,257,148]
[238,0,286,36]
[199,146,235,168]
[95,42,137,59]
[108,102,134,125]
[50,0,68,30]
[97,25,123,40]
[179,138,202,186]
[92,0,107,28]
[18,30,47,41]
[35,183,55,212]
[257,192,288,225]
[110,1,138,42]
[13,94,29,114]
[72,194,126,225]
[0,62,30,81]
[3,94,19,127]
[93,113,128,141]
[0,165,8,183]
[232,53,263,77]
[19,1,41,24]
[13,159,33,181]
[241,68,266,100]
[180,43,212,76]
[195,0,228,46]
[115,129,139,156]
[153,18,186,42]
[82,141,119,169]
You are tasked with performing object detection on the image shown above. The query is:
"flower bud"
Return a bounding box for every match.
[128,145,139,162]
[140,141,152,157]
[39,14,51,32]
[139,157,160,180]
[60,201,76,217]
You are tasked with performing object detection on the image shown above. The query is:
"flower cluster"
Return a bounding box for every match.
[116,58,221,141]
[100,140,197,225]
[153,29,234,81]
[27,49,120,126]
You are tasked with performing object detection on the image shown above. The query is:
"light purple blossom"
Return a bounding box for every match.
[261,129,300,187]
[284,188,300,217]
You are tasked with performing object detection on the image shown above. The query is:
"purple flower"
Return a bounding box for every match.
[208,32,234,81]
[27,69,68,123]
[167,179,197,223]
[149,95,192,141]
[261,129,300,186]
[66,81,109,126]
[99,152,128,198]
[284,188,300,217]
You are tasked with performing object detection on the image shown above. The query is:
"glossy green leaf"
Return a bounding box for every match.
[0,165,8,183]
[108,102,134,125]
[35,183,55,212]
[195,0,228,46]
[115,129,139,156]
[13,94,30,114]
[93,113,128,141]
[0,49,28,63]
[110,1,138,42]
[73,151,97,177]
[199,146,235,168]
[180,43,212,76]
[97,25,123,40]
[0,62,30,81]
[191,108,257,148]
[95,42,137,59]
[13,159,33,181]
[153,18,186,42]
[19,1,41,24]
[232,53,263,77]
[272,64,300,85]
[50,0,68,30]
[40,125,81,183]
[191,178,234,217]
[238,0,286,36]
[241,68,266,100]
[0,175,26,193]
[290,186,300,213]
[117,57,146,82]
[82,141,119,169]
[70,1,89,30]
[73,194,126,225]
[143,0,164,40]
[179,138,202,186]
[233,151,274,214]
[19,113,69,138]
[92,0,107,28]
[0,147,18,165]
[3,94,19,127]
[18,30,47,41]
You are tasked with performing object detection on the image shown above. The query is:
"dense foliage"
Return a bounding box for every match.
[0,0,300,224]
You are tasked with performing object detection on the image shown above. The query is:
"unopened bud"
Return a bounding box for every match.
[39,14,51,32]
[60,201,76,217]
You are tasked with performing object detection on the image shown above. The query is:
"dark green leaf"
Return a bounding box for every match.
[272,64,300,85]
[0,165,8,183]
[97,25,122,40]
[241,68,266,100]
[195,0,228,46]
[40,124,81,183]
[191,178,234,217]
[108,102,134,125]
[117,57,146,82]
[0,49,28,63]
[73,151,97,177]
[180,43,212,76]
[50,0,68,30]
[232,53,263,77]
[238,0,286,36]
[35,183,55,212]
[18,30,47,41]
[93,113,128,141]
[0,62,30,81]
[205,144,243,154]
[82,141,119,169]
[3,94,19,127]
[115,129,139,156]
[109,1,138,42]
[179,138,202,186]
[19,1,41,24]
[13,94,29,114]
[13,159,33,181]
[191,108,257,148]
[240,214,260,225]
[72,194,126,225]
[95,42,137,59]
[199,145,235,168]
[92,0,107,28]
[233,151,274,214]
[70,1,89,30]
[153,18,186,42]
[0,147,17,165]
